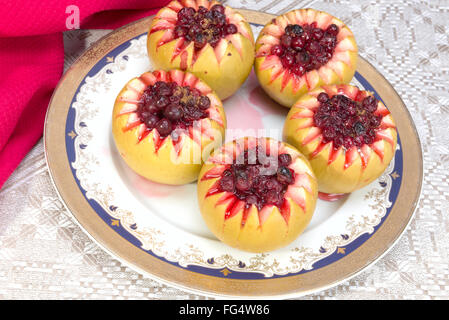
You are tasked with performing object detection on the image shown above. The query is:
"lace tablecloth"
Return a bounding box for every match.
[1,0,448,299]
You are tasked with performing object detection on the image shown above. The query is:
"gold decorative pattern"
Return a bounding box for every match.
[220,268,232,276]
[67,130,77,139]
[391,171,400,179]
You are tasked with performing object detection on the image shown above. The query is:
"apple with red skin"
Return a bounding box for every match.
[147,0,255,100]
[112,69,226,185]
[283,84,397,195]
[255,8,358,107]
[197,137,318,252]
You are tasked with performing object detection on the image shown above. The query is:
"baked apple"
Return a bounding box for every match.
[255,8,358,107]
[197,137,318,252]
[147,0,255,100]
[112,69,226,185]
[283,84,397,197]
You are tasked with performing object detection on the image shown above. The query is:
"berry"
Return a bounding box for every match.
[317,92,329,103]
[198,95,211,110]
[144,114,159,129]
[291,64,306,76]
[278,153,292,167]
[164,104,184,121]
[291,36,305,50]
[280,34,292,47]
[225,23,238,35]
[155,118,172,137]
[281,53,295,67]
[326,24,339,36]
[277,166,294,184]
[271,44,284,56]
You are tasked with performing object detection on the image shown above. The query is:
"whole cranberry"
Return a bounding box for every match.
[317,92,329,103]
[156,96,169,109]
[174,25,187,38]
[155,118,173,137]
[178,7,195,24]
[271,44,284,56]
[197,6,208,15]
[219,175,235,192]
[278,153,292,167]
[225,23,238,35]
[284,24,296,36]
[281,53,295,67]
[280,34,293,47]
[301,30,311,42]
[321,35,336,51]
[210,4,225,14]
[312,28,324,40]
[194,33,207,50]
[296,51,310,64]
[235,171,250,191]
[144,114,159,129]
[164,104,184,121]
[291,24,304,35]
[353,122,366,136]
[291,64,306,76]
[183,105,205,121]
[145,103,159,114]
[198,96,211,110]
[212,11,226,26]
[277,166,294,184]
[156,82,171,96]
[291,36,305,50]
[363,96,378,112]
[326,24,339,36]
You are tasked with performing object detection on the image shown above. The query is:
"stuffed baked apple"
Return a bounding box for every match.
[255,8,358,107]
[283,84,397,197]
[112,69,226,185]
[197,137,318,252]
[147,0,255,100]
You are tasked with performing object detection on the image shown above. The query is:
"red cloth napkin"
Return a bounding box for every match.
[0,0,169,189]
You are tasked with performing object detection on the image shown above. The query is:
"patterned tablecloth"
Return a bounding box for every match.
[0,0,448,299]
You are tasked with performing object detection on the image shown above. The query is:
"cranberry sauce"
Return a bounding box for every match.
[137,81,210,137]
[313,92,381,150]
[216,148,295,210]
[270,23,339,76]
[174,4,237,50]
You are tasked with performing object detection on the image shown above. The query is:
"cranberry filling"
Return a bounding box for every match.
[313,93,381,149]
[216,149,295,210]
[270,22,339,76]
[174,4,237,50]
[137,81,210,137]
